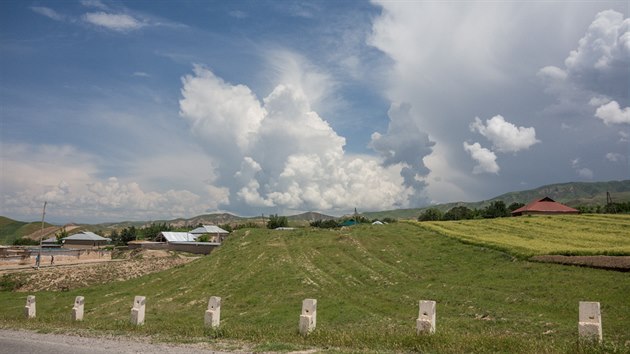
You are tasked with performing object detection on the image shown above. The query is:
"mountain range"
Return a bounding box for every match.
[1,179,628,245]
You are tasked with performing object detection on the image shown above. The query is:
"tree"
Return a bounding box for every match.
[55,227,68,244]
[109,229,120,245]
[483,201,510,218]
[118,226,137,245]
[418,208,443,221]
[508,202,525,212]
[139,222,171,240]
[219,223,233,233]
[443,206,474,221]
[267,214,288,229]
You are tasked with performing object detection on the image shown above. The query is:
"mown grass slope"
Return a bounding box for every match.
[417,214,630,258]
[1,223,629,353]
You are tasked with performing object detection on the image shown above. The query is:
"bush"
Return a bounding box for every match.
[219,223,234,233]
[443,206,474,221]
[310,219,339,228]
[482,201,510,219]
[418,208,443,221]
[12,237,39,246]
[267,214,288,229]
[234,222,260,230]
[0,274,25,291]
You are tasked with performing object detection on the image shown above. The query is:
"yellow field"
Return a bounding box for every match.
[414,214,630,257]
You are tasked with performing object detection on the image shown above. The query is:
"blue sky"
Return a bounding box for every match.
[1,0,628,223]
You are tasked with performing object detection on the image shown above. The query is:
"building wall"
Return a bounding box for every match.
[63,240,110,249]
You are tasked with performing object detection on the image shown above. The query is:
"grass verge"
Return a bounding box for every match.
[1,223,629,353]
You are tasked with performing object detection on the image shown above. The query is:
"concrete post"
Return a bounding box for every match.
[416,300,436,335]
[204,296,221,328]
[579,301,602,342]
[72,296,84,321]
[130,296,146,325]
[299,298,317,336]
[24,295,36,319]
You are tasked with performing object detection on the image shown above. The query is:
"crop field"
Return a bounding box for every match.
[416,214,630,258]
[1,222,629,353]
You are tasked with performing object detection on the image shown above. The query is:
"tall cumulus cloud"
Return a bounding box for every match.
[539,10,629,123]
[179,65,411,214]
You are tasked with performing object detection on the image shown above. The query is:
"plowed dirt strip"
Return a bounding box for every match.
[530,255,630,271]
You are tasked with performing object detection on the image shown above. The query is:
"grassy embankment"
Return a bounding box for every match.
[417,214,630,258]
[1,220,629,353]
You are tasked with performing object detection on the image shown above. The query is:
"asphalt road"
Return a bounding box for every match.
[0,329,244,354]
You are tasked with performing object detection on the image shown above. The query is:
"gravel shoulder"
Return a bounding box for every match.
[0,329,247,354]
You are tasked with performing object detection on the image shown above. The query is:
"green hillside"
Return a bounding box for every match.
[1,221,628,352]
[363,180,630,220]
[0,216,53,245]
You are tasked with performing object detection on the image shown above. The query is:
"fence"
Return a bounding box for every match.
[0,248,111,267]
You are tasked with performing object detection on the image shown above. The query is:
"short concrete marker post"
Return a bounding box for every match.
[299,298,317,336]
[204,296,221,328]
[416,300,436,335]
[24,295,36,319]
[130,296,146,326]
[72,296,84,321]
[578,301,602,342]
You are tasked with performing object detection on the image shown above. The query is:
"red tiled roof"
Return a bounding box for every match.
[512,197,579,214]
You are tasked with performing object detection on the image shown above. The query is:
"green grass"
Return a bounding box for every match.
[0,216,54,245]
[1,223,629,353]
[416,214,630,258]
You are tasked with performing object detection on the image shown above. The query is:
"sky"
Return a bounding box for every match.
[1,0,629,224]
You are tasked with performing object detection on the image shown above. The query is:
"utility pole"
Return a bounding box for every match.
[606,191,613,205]
[37,201,47,270]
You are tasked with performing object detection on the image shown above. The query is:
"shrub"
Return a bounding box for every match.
[267,214,288,229]
[418,208,443,221]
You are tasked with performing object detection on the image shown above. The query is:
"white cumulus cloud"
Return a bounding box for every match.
[605,152,625,163]
[540,10,629,113]
[0,143,211,222]
[463,142,499,175]
[570,157,594,180]
[595,100,630,125]
[83,12,144,31]
[179,65,410,213]
[470,115,540,153]
[30,6,64,21]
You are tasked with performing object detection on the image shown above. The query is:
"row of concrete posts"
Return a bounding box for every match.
[23,296,603,341]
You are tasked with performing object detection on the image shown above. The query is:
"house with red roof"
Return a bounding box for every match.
[511,197,579,216]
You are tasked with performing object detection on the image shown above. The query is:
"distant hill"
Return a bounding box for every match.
[286,212,336,221]
[362,180,630,220]
[0,216,57,245]
[2,180,628,243]
[89,212,336,234]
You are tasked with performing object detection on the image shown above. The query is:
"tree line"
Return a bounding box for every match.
[417,200,630,222]
[417,201,521,221]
